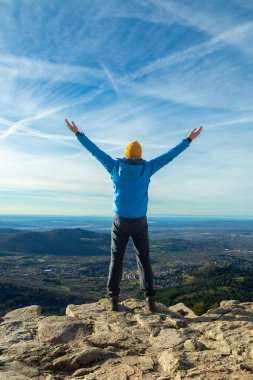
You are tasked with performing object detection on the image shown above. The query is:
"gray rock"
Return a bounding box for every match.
[134,313,162,334]
[52,346,107,370]
[220,300,241,308]
[66,299,108,317]
[165,316,188,329]
[72,365,100,377]
[201,307,231,321]
[0,360,40,379]
[158,349,192,374]
[0,371,31,380]
[168,303,197,319]
[184,338,207,351]
[45,375,56,380]
[37,315,93,344]
[0,320,35,344]
[3,305,41,321]
[150,328,187,350]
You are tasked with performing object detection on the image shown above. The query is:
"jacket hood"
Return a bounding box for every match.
[120,157,144,165]
[115,158,145,180]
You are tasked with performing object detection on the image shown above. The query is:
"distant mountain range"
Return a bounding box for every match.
[0,228,110,256]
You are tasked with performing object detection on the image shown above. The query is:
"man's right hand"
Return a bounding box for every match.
[188,126,203,141]
[65,119,79,134]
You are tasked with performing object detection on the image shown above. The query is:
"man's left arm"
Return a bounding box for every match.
[148,126,203,176]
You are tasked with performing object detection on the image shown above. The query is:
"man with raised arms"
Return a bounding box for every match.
[65,119,202,312]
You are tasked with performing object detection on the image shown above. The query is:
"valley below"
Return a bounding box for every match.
[0,217,253,317]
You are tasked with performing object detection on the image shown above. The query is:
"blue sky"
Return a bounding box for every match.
[0,0,253,217]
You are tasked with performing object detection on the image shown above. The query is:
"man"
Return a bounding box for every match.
[65,119,202,312]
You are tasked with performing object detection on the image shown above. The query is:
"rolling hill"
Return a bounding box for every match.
[0,228,110,256]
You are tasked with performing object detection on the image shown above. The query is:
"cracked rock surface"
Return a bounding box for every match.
[0,298,252,379]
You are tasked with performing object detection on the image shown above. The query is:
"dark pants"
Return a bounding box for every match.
[107,215,156,298]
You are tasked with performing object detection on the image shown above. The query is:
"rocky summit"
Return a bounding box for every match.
[0,299,252,380]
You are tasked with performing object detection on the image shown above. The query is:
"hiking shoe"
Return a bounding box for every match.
[110,295,119,311]
[146,296,156,312]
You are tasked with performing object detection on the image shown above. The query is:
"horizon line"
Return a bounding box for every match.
[1,213,253,220]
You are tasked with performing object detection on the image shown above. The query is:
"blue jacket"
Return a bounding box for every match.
[77,133,190,218]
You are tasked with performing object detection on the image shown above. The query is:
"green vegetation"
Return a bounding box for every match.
[0,281,87,316]
[156,265,253,315]
[0,263,252,317]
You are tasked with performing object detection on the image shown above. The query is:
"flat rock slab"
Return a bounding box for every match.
[38,315,93,344]
[52,346,105,371]
[149,328,187,350]
[66,299,108,317]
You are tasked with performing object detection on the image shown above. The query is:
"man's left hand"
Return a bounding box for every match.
[65,119,79,134]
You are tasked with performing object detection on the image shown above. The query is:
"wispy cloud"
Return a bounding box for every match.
[147,0,253,54]
[0,86,106,141]
[100,63,121,96]
[0,54,105,85]
[0,108,65,139]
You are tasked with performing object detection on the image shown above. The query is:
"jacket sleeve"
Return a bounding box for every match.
[148,139,190,176]
[77,133,116,175]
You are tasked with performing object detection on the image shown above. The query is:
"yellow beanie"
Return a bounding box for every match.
[125,141,142,159]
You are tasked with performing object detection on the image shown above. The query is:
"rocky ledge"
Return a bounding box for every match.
[0,298,252,380]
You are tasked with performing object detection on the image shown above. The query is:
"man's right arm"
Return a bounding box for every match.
[65,119,116,175]
[76,131,116,175]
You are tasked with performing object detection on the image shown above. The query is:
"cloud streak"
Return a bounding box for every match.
[0,53,105,85]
